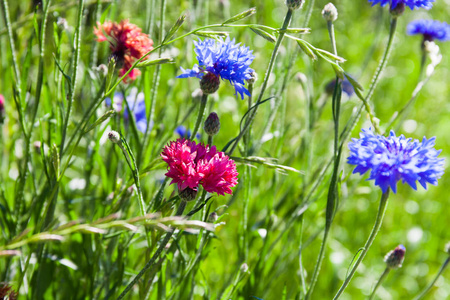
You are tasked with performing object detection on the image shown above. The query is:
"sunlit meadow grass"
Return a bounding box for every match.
[1,0,450,299]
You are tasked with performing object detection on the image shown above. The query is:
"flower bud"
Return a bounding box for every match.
[208,212,218,222]
[94,64,108,77]
[179,187,198,202]
[108,130,121,144]
[240,263,249,273]
[57,17,68,31]
[204,112,220,137]
[322,3,338,22]
[200,72,220,94]
[246,71,258,84]
[390,3,405,17]
[384,244,406,269]
[33,141,42,154]
[109,53,122,69]
[285,0,304,10]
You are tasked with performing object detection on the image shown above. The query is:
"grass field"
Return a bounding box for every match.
[1,0,450,299]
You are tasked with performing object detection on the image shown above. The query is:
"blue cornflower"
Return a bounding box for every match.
[368,0,434,10]
[407,20,450,42]
[105,87,152,133]
[347,129,444,193]
[177,37,255,99]
[175,125,201,140]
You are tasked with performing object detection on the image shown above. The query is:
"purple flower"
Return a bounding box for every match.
[368,0,434,10]
[178,37,255,99]
[347,129,444,193]
[407,20,450,42]
[105,88,152,133]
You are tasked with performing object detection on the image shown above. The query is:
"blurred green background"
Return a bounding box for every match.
[1,0,449,299]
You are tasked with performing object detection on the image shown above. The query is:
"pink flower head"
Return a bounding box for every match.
[161,139,238,196]
[94,20,153,82]
[0,94,5,123]
[0,94,4,111]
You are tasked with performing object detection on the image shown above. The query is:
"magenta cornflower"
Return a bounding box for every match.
[161,139,238,196]
[94,20,153,82]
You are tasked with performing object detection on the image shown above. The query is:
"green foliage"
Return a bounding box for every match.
[0,0,449,299]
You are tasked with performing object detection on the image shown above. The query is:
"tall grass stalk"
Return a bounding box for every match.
[117,200,188,300]
[305,16,342,299]
[227,8,294,155]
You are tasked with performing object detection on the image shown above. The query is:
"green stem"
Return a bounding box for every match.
[60,0,84,156]
[305,20,342,300]
[119,136,146,218]
[414,257,450,300]
[227,8,294,155]
[140,0,166,162]
[369,267,390,300]
[332,190,390,300]
[386,51,436,133]
[116,200,187,300]
[190,94,208,140]
[15,0,51,232]
[363,17,397,134]
[0,0,22,98]
[340,15,398,143]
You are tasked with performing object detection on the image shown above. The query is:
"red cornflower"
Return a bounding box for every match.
[94,20,153,82]
[161,139,238,196]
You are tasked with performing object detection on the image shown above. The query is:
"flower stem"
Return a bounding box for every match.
[369,267,390,300]
[227,8,293,155]
[118,135,146,218]
[190,93,208,140]
[332,190,390,300]
[116,200,187,300]
[414,257,450,300]
[363,16,397,134]
[305,19,342,300]
[60,0,84,156]
[340,16,398,142]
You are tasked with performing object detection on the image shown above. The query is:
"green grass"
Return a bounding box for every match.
[1,0,450,299]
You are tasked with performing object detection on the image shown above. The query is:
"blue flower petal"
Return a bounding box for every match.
[347,128,445,193]
[178,37,255,99]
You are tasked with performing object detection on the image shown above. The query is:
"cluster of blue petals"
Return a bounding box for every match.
[368,0,434,10]
[105,88,151,133]
[407,20,450,41]
[347,129,444,193]
[178,37,255,99]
